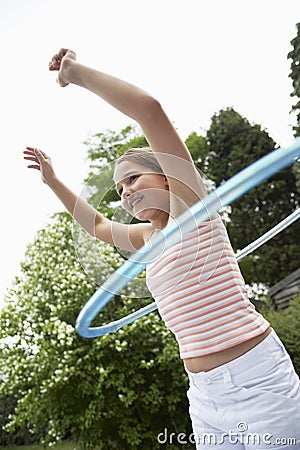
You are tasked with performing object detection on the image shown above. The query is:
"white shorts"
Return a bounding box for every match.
[185,330,300,449]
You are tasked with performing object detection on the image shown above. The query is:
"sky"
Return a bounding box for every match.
[1,0,299,308]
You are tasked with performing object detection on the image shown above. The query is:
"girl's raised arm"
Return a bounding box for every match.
[49,49,207,215]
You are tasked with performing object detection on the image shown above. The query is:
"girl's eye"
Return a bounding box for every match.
[129,175,139,183]
[116,175,140,196]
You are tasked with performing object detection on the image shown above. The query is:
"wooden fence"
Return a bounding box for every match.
[268,268,300,310]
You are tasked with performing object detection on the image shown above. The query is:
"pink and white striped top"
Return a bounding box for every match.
[146,215,269,359]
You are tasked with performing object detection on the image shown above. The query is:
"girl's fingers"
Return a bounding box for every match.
[49,49,67,70]
[24,147,48,159]
[58,48,68,57]
[23,149,38,160]
[49,54,60,66]
[27,165,41,171]
[49,59,60,71]
[24,149,36,155]
[24,156,39,163]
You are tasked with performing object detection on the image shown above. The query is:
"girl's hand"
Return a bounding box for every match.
[48,48,76,87]
[23,147,56,185]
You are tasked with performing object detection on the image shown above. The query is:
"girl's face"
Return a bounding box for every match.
[114,160,170,224]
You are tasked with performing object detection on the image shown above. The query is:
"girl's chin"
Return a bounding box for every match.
[135,211,152,221]
[134,208,158,221]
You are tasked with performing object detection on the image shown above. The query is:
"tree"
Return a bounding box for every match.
[288,22,300,137]
[184,132,210,174]
[206,108,300,286]
[0,394,36,447]
[288,22,300,197]
[262,293,300,376]
[0,127,194,449]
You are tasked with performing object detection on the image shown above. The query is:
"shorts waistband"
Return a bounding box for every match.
[185,329,280,385]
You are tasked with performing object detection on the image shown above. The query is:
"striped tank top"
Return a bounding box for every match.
[146,215,269,359]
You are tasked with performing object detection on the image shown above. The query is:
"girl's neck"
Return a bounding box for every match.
[150,209,170,230]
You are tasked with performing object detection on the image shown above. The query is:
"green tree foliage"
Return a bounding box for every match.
[0,129,193,449]
[262,294,300,375]
[0,213,94,446]
[0,394,37,447]
[288,22,300,193]
[184,132,210,174]
[206,108,300,286]
[288,22,300,137]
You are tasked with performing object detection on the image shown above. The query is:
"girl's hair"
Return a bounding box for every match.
[116,146,212,192]
[115,147,164,175]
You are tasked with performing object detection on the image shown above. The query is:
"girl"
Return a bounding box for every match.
[24,49,300,449]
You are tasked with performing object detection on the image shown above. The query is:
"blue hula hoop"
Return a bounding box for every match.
[76,140,300,338]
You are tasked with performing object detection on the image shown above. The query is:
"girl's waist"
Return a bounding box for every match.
[184,326,272,373]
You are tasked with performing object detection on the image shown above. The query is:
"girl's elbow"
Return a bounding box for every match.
[140,96,163,122]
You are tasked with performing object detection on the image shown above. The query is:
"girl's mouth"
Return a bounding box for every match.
[128,196,143,210]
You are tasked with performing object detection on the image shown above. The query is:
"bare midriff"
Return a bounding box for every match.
[184,327,271,373]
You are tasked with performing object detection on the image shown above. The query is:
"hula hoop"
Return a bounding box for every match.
[235,207,300,261]
[76,140,300,338]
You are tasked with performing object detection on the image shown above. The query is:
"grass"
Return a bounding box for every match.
[1,442,78,450]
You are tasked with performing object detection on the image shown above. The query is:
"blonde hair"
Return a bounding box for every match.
[115,147,164,175]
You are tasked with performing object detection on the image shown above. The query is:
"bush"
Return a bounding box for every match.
[262,293,300,375]
[0,394,36,447]
[0,214,193,450]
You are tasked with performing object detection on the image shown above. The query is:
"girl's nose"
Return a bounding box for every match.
[121,190,132,207]
[122,186,132,199]
[121,189,133,210]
